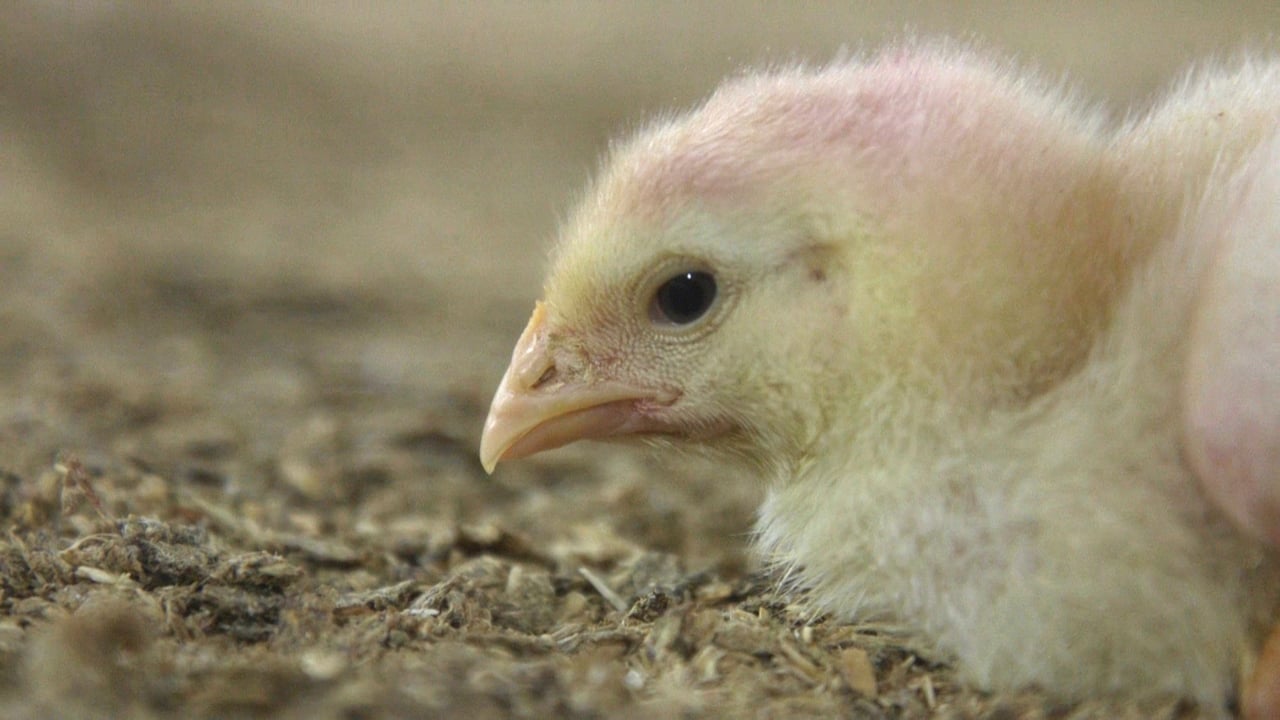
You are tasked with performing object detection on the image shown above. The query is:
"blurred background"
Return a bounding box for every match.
[4,8,1280,716]
[1,1,1279,470]
[4,8,1280,717]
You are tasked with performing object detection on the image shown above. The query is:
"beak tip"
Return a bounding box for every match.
[477,301,549,477]
[478,432,503,475]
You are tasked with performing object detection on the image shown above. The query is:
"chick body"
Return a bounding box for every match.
[756,54,1280,707]
[481,43,1280,713]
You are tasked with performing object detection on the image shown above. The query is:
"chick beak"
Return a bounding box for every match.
[479,302,676,473]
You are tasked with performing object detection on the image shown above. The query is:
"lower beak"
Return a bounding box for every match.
[478,302,675,473]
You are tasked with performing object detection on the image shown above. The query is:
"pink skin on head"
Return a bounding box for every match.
[614,46,1048,226]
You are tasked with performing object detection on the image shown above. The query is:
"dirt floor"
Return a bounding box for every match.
[2,4,1280,719]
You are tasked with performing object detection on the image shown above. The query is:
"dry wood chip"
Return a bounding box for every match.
[548,523,641,565]
[694,580,734,603]
[74,565,139,588]
[179,492,267,541]
[690,645,723,685]
[458,523,544,563]
[463,630,556,654]
[712,618,771,656]
[278,414,343,502]
[212,551,302,589]
[56,458,110,521]
[913,673,937,709]
[887,655,916,687]
[837,647,878,698]
[578,566,629,613]
[643,613,683,660]
[298,649,346,680]
[269,532,361,566]
[556,591,590,623]
[776,638,824,684]
[334,579,420,616]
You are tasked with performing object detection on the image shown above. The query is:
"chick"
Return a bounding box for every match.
[479,42,1280,715]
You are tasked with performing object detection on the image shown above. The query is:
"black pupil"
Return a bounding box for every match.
[655,271,716,325]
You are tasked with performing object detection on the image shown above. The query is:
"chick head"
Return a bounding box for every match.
[480,46,1115,475]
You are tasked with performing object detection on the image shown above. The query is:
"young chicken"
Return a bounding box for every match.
[479,42,1280,716]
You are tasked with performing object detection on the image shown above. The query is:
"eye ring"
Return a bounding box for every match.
[649,270,717,326]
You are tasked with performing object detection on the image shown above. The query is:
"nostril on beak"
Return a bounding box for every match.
[513,352,557,391]
[504,301,561,392]
[531,364,557,389]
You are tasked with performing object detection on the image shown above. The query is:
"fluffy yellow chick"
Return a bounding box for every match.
[480,42,1280,716]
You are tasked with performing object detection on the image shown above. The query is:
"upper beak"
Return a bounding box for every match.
[478,302,676,473]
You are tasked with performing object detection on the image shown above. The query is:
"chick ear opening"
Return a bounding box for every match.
[780,242,844,284]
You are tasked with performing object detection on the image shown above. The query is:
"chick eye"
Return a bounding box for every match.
[651,271,717,325]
